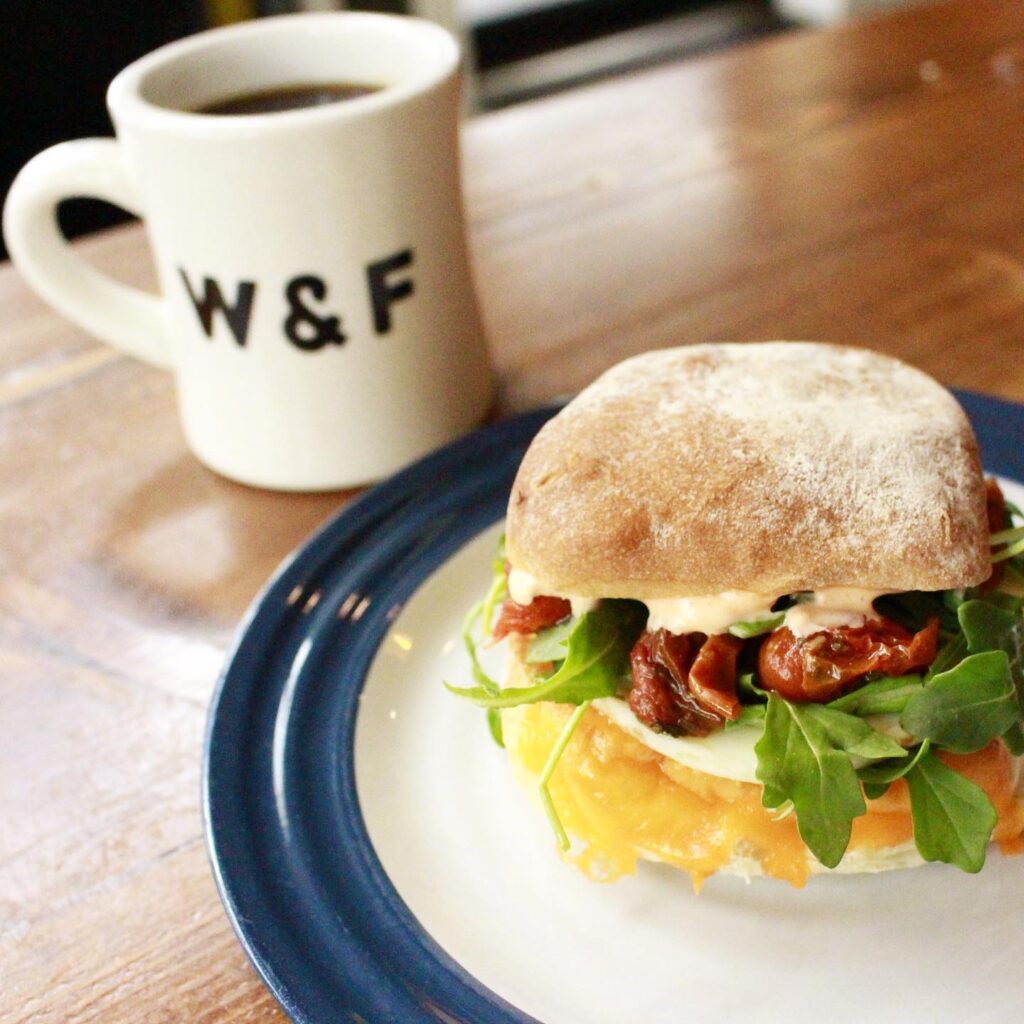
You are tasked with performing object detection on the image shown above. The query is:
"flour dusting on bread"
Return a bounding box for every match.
[506,342,989,597]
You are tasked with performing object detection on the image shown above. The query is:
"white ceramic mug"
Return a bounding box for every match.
[3,13,493,490]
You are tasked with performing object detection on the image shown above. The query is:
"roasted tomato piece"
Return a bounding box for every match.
[987,477,1007,533]
[628,630,740,736]
[688,634,744,720]
[758,617,939,703]
[492,595,572,639]
[985,478,1007,591]
[629,631,695,734]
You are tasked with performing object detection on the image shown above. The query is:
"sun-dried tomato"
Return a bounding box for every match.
[688,634,744,720]
[758,617,939,703]
[985,478,1007,591]
[627,630,741,736]
[492,595,572,640]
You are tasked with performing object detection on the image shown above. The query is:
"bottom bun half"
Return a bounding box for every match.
[501,655,1024,889]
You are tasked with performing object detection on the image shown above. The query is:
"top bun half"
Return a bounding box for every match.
[505,343,990,598]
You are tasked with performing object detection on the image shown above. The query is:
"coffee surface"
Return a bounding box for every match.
[198,82,381,115]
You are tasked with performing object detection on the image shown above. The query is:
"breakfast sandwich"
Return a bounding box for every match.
[448,342,1024,888]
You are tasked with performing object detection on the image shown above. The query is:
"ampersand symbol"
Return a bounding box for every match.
[283,275,346,351]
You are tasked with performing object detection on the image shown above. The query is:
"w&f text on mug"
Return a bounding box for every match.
[177,247,415,351]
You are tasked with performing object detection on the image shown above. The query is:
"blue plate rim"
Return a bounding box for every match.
[202,405,561,1024]
[202,388,1024,1024]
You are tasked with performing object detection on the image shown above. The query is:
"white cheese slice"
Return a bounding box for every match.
[592,696,761,782]
[592,702,917,785]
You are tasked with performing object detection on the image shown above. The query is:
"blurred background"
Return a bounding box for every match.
[0,0,927,260]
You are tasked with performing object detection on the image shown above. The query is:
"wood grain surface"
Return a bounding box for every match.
[5,0,1024,1019]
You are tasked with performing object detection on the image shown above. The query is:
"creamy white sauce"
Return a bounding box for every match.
[783,588,884,639]
[508,567,886,638]
[507,568,542,605]
[507,570,922,785]
[570,597,598,617]
[509,569,596,617]
[646,591,777,635]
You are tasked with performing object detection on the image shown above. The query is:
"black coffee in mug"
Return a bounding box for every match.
[198,82,382,115]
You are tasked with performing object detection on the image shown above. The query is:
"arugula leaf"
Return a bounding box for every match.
[900,651,1019,754]
[958,597,1024,755]
[755,696,868,868]
[826,675,924,716]
[875,591,949,633]
[459,600,505,747]
[959,598,1024,668]
[724,703,766,729]
[755,696,907,867]
[728,614,784,639]
[480,539,508,634]
[456,543,511,747]
[1001,721,1024,756]
[997,502,1024,581]
[446,600,646,709]
[905,748,998,872]
[537,700,591,851]
[526,619,574,663]
[737,671,768,702]
[486,708,503,746]
[802,704,907,760]
[926,632,968,681]
[858,740,931,799]
[990,530,1024,564]
[462,601,499,692]
[990,525,1024,546]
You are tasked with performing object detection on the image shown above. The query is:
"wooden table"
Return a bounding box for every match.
[5,0,1024,1019]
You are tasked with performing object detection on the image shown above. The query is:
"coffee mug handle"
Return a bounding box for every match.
[3,139,171,368]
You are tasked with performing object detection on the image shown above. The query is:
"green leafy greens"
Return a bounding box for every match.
[451,517,1024,873]
[754,592,1024,872]
[826,675,924,716]
[857,740,932,800]
[900,652,1018,754]
[446,600,645,709]
[537,700,592,851]
[728,614,785,639]
[958,596,1024,754]
[990,525,1024,564]
[526,619,574,663]
[448,598,646,847]
[456,538,508,746]
[904,748,998,873]
[755,696,906,867]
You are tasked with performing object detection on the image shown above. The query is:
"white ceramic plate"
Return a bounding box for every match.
[357,480,1024,1024]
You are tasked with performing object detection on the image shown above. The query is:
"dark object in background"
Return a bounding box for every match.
[474,0,790,109]
[476,0,725,66]
[0,0,789,260]
[0,2,203,261]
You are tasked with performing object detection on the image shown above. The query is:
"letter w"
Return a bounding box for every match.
[178,269,257,346]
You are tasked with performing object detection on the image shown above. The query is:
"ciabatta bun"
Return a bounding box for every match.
[506,342,989,599]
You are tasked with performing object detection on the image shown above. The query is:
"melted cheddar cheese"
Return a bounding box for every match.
[503,702,1024,889]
